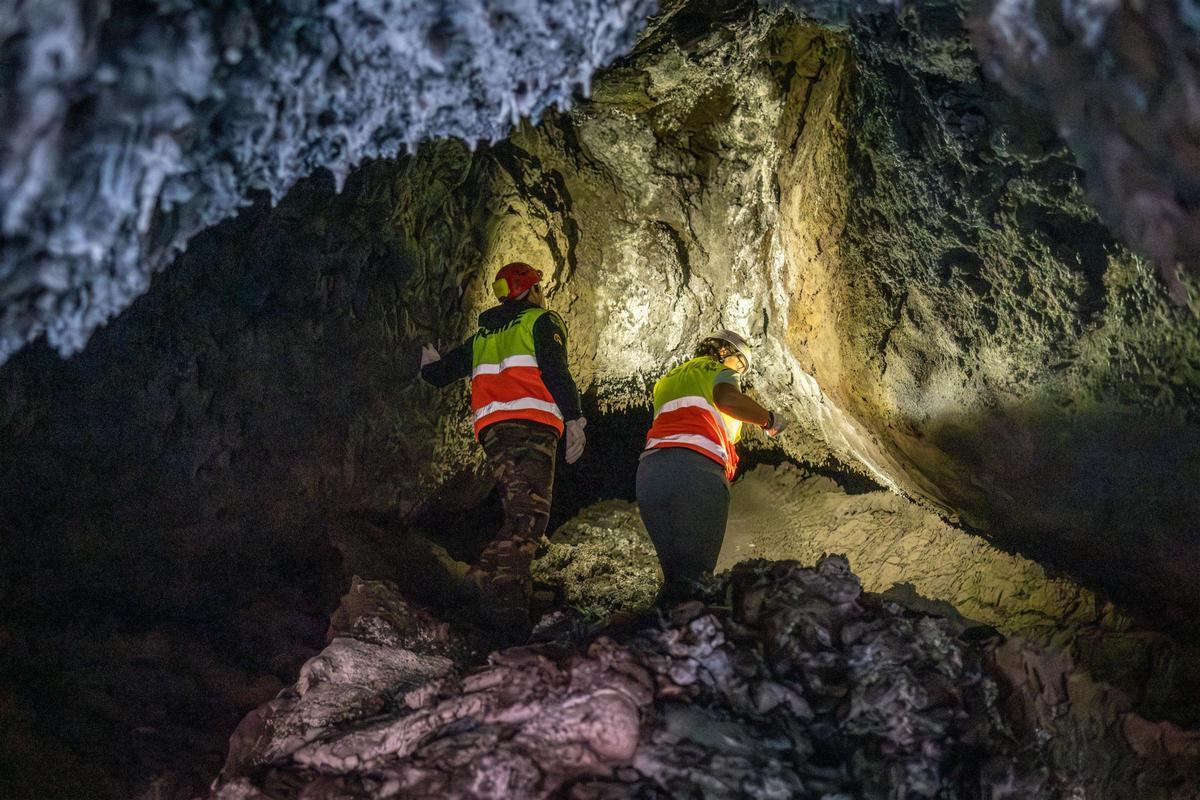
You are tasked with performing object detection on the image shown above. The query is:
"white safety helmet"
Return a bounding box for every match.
[704,329,753,371]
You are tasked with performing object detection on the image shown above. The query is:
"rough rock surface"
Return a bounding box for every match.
[531,500,662,620]
[719,465,1200,728]
[211,557,1054,799]
[534,472,1200,728]
[4,2,1200,796]
[457,0,1200,635]
[721,465,1097,637]
[990,638,1200,798]
[7,0,1200,368]
[0,0,654,362]
[969,0,1200,303]
[217,578,463,783]
[5,0,1200,620]
[781,2,1200,631]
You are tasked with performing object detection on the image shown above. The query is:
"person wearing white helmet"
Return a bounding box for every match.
[637,330,790,603]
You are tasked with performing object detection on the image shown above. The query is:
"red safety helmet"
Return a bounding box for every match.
[492,262,543,301]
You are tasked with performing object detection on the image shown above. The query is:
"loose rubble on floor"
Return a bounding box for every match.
[208,557,1069,799]
[530,501,662,621]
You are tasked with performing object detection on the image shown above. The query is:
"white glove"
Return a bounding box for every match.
[765,410,791,437]
[564,417,588,464]
[420,344,441,369]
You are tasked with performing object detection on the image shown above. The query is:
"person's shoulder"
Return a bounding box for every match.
[685,356,736,384]
[686,356,724,373]
[534,308,568,337]
[712,367,738,385]
[537,307,565,326]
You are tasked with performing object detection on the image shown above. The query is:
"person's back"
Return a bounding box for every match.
[637,331,790,603]
[646,355,745,478]
[420,262,587,634]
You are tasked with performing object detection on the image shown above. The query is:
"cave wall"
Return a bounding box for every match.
[3,0,1200,721]
[475,8,911,489]
[468,1,1200,634]
[969,0,1200,304]
[0,151,504,799]
[5,1,1200,794]
[4,1,1200,637]
[785,5,1200,630]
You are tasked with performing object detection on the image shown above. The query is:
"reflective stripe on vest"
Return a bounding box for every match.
[643,357,741,479]
[645,433,728,462]
[472,354,538,378]
[470,307,565,438]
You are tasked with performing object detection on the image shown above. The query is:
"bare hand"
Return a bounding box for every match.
[420,344,441,369]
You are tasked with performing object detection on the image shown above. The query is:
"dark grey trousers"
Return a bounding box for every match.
[636,447,731,603]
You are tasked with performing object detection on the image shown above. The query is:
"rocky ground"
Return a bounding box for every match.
[209,559,1046,799]
[206,549,1200,799]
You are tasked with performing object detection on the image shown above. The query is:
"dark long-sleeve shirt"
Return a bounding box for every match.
[420,300,583,421]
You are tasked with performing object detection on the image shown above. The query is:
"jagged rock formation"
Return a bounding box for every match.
[0,0,653,362]
[530,501,662,620]
[210,559,1200,799]
[990,638,1200,799]
[3,2,1200,797]
[211,559,1049,799]
[536,471,1200,729]
[6,0,1200,367]
[969,0,1200,303]
[763,2,1200,632]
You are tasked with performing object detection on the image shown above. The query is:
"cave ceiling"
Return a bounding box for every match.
[0,0,656,361]
[4,0,1200,362]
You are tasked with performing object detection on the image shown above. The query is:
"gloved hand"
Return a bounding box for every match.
[564,417,588,464]
[765,409,791,437]
[420,344,441,369]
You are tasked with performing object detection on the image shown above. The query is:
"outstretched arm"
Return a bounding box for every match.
[420,339,473,388]
[713,382,770,426]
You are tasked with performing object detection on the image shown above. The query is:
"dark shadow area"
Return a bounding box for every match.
[893,401,1200,639]
[0,508,343,800]
[0,164,454,799]
[739,441,884,495]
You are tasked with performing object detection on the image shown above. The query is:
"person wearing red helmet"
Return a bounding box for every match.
[420,262,586,633]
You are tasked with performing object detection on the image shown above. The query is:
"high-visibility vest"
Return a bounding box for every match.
[470,307,565,438]
[643,357,743,480]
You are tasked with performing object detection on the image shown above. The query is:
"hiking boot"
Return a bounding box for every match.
[468,570,532,642]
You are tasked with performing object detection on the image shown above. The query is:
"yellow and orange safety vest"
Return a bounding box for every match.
[470,307,565,438]
[643,357,743,480]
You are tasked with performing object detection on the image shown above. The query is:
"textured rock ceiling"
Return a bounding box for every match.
[0,0,654,361]
[5,0,1200,364]
[4,2,1200,796]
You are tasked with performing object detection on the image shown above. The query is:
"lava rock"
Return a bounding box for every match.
[208,557,1052,799]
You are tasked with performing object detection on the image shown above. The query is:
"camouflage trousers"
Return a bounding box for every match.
[473,420,559,608]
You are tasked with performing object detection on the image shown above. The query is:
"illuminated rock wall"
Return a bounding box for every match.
[0,0,653,362]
